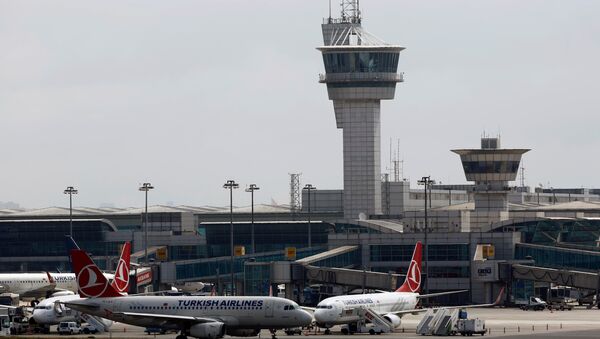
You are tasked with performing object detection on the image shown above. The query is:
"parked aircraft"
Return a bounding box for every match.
[312,241,503,333]
[0,237,116,301]
[31,242,131,331]
[64,247,313,339]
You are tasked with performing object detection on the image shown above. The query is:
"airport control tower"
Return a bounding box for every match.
[318,0,404,219]
[453,138,529,230]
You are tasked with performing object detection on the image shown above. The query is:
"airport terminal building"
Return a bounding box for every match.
[2,137,600,305]
[3,1,600,306]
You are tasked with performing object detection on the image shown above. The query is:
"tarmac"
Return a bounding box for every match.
[8,307,600,339]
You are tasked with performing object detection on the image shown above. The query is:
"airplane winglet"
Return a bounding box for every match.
[46,272,56,285]
[493,286,505,306]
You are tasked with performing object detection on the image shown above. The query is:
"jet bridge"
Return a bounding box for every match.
[505,264,600,291]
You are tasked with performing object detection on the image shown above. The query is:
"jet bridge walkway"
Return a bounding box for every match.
[296,246,403,291]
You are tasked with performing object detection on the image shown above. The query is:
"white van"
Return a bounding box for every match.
[58,322,82,335]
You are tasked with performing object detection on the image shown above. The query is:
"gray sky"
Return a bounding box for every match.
[1,0,599,209]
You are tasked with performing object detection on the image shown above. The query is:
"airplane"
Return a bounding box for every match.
[63,247,313,339]
[31,241,131,332]
[312,241,504,334]
[0,237,116,302]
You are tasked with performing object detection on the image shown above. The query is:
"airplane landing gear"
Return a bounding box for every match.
[176,332,188,339]
[324,329,331,335]
[269,329,278,339]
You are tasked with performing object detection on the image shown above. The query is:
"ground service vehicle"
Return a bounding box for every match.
[58,321,82,335]
[519,297,547,311]
[457,319,486,336]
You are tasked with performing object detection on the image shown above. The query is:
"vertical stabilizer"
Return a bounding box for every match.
[396,241,422,293]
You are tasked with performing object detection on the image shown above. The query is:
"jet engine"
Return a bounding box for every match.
[51,291,75,297]
[383,314,401,328]
[189,322,225,339]
[226,329,260,337]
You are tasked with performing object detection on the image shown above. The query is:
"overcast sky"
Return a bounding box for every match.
[1,0,599,209]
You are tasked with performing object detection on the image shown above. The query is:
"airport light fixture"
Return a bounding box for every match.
[139,183,154,265]
[303,184,317,248]
[63,186,78,237]
[245,184,260,254]
[417,176,435,299]
[223,179,239,295]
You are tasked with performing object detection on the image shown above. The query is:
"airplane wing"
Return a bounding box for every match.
[392,287,504,317]
[417,290,469,299]
[63,302,222,327]
[108,311,222,328]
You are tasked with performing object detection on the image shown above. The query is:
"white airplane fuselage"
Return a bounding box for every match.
[314,292,418,327]
[0,272,114,298]
[67,296,313,330]
[32,294,82,325]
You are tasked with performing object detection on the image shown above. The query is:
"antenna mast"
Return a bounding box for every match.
[340,0,361,23]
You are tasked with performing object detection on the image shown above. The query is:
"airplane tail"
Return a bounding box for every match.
[110,242,131,294]
[396,241,423,293]
[70,249,122,298]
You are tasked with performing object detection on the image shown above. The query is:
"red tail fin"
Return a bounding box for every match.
[70,249,122,298]
[110,242,131,294]
[396,241,423,293]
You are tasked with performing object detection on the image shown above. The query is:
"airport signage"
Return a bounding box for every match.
[234,246,246,256]
[137,269,153,285]
[285,247,296,260]
[472,260,499,282]
[156,247,168,261]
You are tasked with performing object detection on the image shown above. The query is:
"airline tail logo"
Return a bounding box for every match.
[111,242,131,293]
[77,264,109,298]
[70,249,122,298]
[396,241,423,293]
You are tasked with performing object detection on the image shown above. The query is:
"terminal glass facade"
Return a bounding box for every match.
[175,247,326,281]
[370,244,469,262]
[200,222,330,257]
[0,219,119,272]
[515,244,600,271]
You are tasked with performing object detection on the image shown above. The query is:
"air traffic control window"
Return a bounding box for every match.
[323,52,399,73]
[462,161,520,174]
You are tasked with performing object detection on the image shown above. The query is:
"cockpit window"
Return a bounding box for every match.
[317,305,333,309]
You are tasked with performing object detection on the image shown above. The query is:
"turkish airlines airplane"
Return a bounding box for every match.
[313,241,503,333]
[0,267,115,300]
[31,242,131,330]
[64,247,313,339]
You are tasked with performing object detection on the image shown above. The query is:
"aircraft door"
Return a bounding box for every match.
[264,300,274,318]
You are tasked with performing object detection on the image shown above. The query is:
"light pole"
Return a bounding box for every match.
[223,179,239,295]
[303,184,317,248]
[139,183,154,265]
[245,184,260,254]
[417,176,435,299]
[63,186,78,237]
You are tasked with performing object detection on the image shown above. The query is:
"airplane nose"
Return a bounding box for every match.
[32,310,44,323]
[300,310,313,325]
[314,309,327,323]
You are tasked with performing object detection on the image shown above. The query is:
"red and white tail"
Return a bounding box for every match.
[396,241,423,293]
[110,242,131,294]
[70,249,122,298]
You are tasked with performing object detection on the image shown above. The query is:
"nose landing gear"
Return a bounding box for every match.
[269,329,278,339]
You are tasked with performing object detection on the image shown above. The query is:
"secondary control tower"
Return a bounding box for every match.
[453,137,530,212]
[318,0,404,219]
